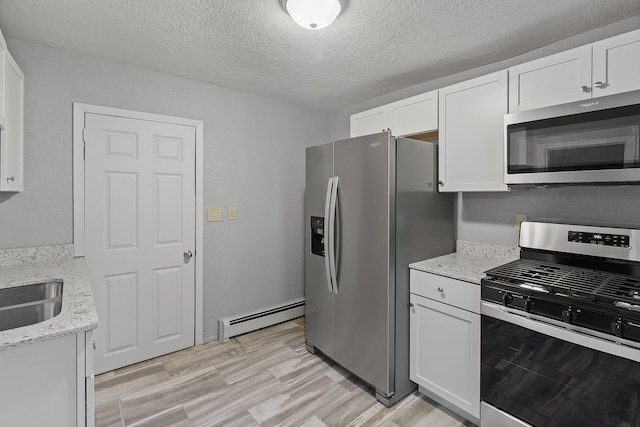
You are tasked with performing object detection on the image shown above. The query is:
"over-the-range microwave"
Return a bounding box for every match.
[504,89,640,186]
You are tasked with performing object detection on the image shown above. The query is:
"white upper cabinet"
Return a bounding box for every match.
[388,91,438,137]
[509,29,640,113]
[0,27,7,129]
[509,46,592,113]
[0,50,24,192]
[438,71,508,192]
[350,105,387,138]
[592,29,640,97]
[350,90,438,138]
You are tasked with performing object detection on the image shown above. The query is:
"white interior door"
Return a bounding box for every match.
[84,113,196,374]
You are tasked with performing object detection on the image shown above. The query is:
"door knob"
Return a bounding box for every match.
[183,250,193,259]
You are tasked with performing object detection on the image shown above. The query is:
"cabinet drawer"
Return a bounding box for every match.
[410,270,480,314]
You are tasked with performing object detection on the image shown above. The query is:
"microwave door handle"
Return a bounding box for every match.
[324,177,334,294]
[329,177,339,294]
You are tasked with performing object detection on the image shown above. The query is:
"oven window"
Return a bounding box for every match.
[507,104,640,174]
[482,316,640,427]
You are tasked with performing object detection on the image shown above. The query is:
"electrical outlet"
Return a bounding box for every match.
[207,207,222,222]
[514,213,528,231]
[228,207,237,220]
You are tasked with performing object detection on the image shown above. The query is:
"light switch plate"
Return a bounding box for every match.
[207,207,222,222]
[514,213,528,231]
[228,207,237,220]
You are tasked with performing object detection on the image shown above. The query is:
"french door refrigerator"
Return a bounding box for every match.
[304,131,455,406]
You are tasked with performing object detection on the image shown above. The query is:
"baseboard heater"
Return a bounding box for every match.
[218,297,305,342]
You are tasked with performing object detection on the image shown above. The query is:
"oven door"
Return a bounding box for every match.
[481,301,640,427]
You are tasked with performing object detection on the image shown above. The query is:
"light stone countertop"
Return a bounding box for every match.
[409,240,519,284]
[0,256,98,352]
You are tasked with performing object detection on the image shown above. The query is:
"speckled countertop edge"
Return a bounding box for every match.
[0,243,75,267]
[409,240,519,284]
[0,257,98,352]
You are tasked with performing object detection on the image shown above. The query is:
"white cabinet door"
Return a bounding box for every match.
[0,334,78,427]
[509,46,592,113]
[438,70,508,192]
[388,90,438,136]
[0,28,6,128]
[410,292,480,420]
[350,90,438,138]
[350,105,388,137]
[592,29,640,97]
[0,51,24,192]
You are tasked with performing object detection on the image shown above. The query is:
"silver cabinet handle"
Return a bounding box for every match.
[594,81,605,88]
[183,250,193,259]
[579,85,591,93]
[6,176,14,182]
[438,181,444,186]
[437,287,444,292]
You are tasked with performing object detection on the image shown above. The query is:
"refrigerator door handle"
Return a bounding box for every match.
[323,177,335,294]
[328,176,339,294]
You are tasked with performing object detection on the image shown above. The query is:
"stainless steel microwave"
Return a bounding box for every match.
[504,90,640,185]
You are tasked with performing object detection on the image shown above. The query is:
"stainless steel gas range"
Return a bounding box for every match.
[481,221,640,427]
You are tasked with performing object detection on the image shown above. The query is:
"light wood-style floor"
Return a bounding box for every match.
[95,317,475,427]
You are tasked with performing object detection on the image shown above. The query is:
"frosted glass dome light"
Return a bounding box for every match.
[283,0,343,30]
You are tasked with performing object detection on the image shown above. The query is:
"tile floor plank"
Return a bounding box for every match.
[94,399,123,427]
[120,367,226,425]
[184,370,286,426]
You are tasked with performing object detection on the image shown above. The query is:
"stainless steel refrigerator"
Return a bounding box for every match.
[304,131,455,406]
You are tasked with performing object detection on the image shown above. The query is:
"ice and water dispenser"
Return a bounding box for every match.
[310,216,324,257]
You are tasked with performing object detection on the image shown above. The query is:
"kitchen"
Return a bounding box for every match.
[0,1,640,426]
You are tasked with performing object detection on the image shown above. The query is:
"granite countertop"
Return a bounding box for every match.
[409,240,519,284]
[0,256,98,352]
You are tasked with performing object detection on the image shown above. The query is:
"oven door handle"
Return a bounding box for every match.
[614,301,640,312]
[481,301,640,362]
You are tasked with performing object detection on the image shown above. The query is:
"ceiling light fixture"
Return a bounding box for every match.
[281,0,347,30]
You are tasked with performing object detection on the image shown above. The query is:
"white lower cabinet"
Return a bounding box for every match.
[409,270,480,425]
[0,331,95,427]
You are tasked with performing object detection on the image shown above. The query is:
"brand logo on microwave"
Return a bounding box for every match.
[579,101,600,108]
[370,142,382,148]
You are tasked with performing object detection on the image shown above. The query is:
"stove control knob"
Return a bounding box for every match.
[524,297,532,312]
[502,293,513,307]
[613,318,624,338]
[562,307,574,324]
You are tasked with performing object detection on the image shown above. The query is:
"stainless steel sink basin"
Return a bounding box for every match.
[0,281,63,331]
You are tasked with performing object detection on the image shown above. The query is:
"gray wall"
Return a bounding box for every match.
[330,16,640,247]
[1,39,330,341]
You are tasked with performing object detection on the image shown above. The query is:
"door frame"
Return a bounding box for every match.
[72,103,204,345]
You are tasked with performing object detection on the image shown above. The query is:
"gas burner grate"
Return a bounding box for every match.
[485,259,640,305]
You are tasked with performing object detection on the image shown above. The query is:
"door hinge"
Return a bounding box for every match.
[82,128,86,142]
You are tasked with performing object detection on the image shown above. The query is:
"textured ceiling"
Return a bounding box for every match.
[0,0,639,110]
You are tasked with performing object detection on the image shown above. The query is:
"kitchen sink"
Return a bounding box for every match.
[0,281,63,331]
